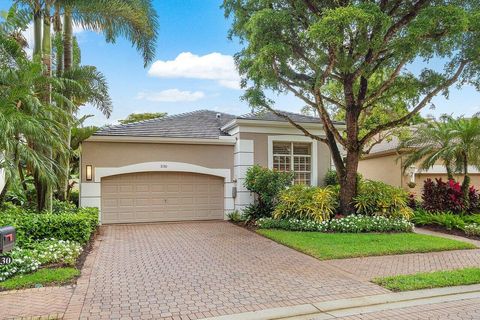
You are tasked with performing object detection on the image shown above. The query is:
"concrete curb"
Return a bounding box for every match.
[202,284,480,320]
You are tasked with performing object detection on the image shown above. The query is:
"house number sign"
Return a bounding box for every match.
[0,256,12,265]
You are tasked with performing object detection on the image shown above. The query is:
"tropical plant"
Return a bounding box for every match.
[421,178,480,213]
[354,180,413,219]
[400,117,457,180]
[0,17,70,208]
[273,184,338,222]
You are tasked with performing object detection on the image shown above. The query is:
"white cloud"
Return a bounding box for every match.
[148,52,241,89]
[136,89,205,102]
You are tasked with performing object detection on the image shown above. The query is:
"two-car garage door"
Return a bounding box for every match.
[101,172,224,224]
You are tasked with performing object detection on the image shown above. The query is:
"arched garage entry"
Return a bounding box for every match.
[82,162,233,224]
[101,172,225,224]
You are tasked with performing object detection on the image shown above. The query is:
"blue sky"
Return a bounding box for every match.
[2,0,480,126]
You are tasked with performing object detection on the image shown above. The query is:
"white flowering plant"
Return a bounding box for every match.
[465,223,480,236]
[256,215,414,233]
[0,239,82,282]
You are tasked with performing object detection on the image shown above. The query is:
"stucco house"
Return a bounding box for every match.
[80,110,341,224]
[358,136,480,196]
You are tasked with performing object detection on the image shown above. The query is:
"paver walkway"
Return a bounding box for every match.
[325,249,480,280]
[0,286,73,319]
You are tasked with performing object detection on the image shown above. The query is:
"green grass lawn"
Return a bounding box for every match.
[0,268,80,290]
[256,230,476,260]
[373,268,480,291]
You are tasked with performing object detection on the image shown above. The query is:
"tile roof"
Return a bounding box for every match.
[94,109,342,139]
[94,110,236,139]
[238,110,323,123]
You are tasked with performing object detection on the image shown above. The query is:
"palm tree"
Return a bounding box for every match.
[54,0,158,200]
[0,27,69,208]
[400,116,457,180]
[401,116,480,201]
[449,117,480,195]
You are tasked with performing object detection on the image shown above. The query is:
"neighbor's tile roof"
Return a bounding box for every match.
[94,110,236,139]
[238,110,322,123]
[94,109,340,139]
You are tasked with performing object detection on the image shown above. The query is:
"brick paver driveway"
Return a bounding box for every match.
[67,222,387,319]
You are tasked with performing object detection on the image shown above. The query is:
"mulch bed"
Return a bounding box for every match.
[419,224,480,241]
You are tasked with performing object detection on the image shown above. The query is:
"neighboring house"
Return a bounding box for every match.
[80,110,341,224]
[358,136,480,196]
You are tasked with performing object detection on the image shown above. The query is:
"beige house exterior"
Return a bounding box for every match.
[359,137,480,196]
[80,110,340,224]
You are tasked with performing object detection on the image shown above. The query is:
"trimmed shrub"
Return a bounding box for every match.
[354,180,413,219]
[256,215,413,233]
[0,209,99,246]
[243,165,293,219]
[273,184,338,222]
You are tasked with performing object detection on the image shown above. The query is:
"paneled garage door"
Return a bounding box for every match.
[101,172,224,224]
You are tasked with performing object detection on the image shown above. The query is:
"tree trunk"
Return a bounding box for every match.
[41,1,53,212]
[339,149,360,214]
[63,9,73,71]
[33,1,42,57]
[56,8,74,201]
[461,153,470,208]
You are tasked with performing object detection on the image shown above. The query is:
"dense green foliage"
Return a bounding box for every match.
[411,209,480,231]
[257,215,413,233]
[374,268,480,291]
[0,205,98,246]
[256,230,474,260]
[274,184,338,222]
[354,180,413,219]
[243,165,293,219]
[0,267,79,290]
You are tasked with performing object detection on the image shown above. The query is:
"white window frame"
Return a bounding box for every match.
[268,135,318,186]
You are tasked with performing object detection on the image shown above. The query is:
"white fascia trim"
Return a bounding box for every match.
[95,161,231,183]
[415,165,480,175]
[86,135,236,145]
[268,135,318,186]
[222,119,345,134]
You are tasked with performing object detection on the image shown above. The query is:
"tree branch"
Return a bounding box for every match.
[260,103,327,143]
[363,59,407,108]
[360,60,468,146]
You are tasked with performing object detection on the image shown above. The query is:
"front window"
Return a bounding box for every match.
[273,142,311,185]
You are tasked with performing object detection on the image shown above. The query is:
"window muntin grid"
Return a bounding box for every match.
[272,142,311,185]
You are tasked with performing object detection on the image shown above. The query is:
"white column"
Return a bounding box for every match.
[234,139,254,211]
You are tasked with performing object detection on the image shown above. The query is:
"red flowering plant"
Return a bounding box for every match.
[422,178,470,213]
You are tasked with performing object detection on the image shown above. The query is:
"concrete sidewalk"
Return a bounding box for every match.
[203,284,480,320]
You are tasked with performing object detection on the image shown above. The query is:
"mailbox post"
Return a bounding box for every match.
[0,226,16,254]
